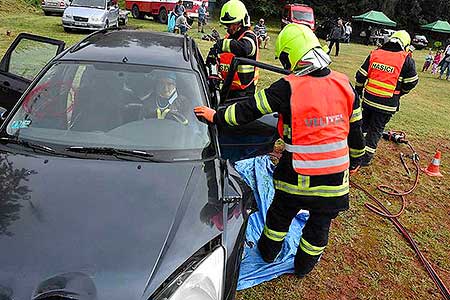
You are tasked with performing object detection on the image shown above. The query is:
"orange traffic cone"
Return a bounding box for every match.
[422,150,443,177]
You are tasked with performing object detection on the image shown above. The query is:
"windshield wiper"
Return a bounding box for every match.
[1,137,58,155]
[65,146,167,162]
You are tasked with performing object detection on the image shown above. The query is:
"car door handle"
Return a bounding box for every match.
[2,81,10,87]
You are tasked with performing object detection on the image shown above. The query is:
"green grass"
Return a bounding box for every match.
[1,3,449,299]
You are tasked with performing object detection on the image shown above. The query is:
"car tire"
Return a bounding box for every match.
[158,7,168,24]
[63,26,71,33]
[132,4,144,19]
[44,11,51,16]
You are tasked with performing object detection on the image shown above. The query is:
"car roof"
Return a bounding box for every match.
[59,30,194,70]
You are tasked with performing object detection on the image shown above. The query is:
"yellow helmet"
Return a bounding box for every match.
[220,0,250,27]
[275,24,322,71]
[389,30,411,50]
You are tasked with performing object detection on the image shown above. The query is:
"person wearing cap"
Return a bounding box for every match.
[355,30,418,166]
[194,24,365,277]
[212,0,259,99]
[254,18,270,49]
[142,71,190,125]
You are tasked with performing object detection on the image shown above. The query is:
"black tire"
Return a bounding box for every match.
[63,26,71,33]
[132,4,144,19]
[44,11,51,16]
[158,7,168,24]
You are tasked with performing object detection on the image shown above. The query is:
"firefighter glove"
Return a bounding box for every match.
[194,106,216,123]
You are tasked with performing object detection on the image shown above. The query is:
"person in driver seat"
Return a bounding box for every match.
[143,71,191,125]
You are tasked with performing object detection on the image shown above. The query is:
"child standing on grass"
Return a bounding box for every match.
[431,49,443,74]
[422,50,433,72]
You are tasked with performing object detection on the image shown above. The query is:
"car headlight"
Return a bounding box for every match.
[154,246,225,300]
[90,16,103,22]
[64,14,72,19]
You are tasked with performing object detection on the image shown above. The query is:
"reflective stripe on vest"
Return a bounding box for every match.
[282,71,354,176]
[219,30,259,91]
[273,169,349,197]
[365,49,408,98]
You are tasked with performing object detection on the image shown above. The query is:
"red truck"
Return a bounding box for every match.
[281,3,315,31]
[126,0,208,23]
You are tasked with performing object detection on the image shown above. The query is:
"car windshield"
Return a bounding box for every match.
[5,62,213,160]
[71,0,106,9]
[292,11,314,22]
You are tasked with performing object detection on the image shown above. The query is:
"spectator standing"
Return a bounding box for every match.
[175,12,191,35]
[174,0,185,17]
[327,19,345,56]
[254,18,270,49]
[422,50,433,72]
[344,21,352,43]
[365,26,372,46]
[431,49,443,75]
[438,44,450,80]
[198,1,207,33]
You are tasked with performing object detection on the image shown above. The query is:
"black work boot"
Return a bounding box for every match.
[294,250,321,278]
[360,153,373,167]
[258,234,283,263]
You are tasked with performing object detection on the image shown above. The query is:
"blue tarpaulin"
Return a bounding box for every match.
[235,156,309,290]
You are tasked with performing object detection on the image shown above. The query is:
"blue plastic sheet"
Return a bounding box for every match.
[235,156,309,291]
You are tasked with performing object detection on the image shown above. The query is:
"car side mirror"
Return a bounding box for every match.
[0,107,8,121]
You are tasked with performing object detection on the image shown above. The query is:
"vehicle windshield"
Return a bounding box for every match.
[292,11,314,22]
[5,62,213,160]
[70,0,106,9]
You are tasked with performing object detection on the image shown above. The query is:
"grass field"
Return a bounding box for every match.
[1,1,449,299]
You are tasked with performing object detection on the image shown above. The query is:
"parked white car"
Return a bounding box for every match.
[42,0,71,15]
[62,0,119,32]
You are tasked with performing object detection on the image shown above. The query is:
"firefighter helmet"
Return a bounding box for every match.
[275,23,322,71]
[388,30,411,50]
[220,0,250,27]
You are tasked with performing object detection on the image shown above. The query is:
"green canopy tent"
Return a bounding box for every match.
[421,20,450,33]
[352,10,397,27]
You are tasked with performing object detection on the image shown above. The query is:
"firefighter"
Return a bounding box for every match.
[194,24,365,277]
[212,0,259,99]
[355,30,418,166]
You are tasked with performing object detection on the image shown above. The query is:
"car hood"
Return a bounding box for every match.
[0,152,222,300]
[65,6,106,18]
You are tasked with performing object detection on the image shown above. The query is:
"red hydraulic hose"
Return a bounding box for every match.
[351,133,450,300]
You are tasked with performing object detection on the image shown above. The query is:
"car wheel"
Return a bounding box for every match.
[44,11,51,16]
[158,7,168,24]
[63,26,71,33]
[132,4,144,19]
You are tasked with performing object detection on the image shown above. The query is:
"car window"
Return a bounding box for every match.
[8,39,60,80]
[70,0,106,9]
[292,11,313,22]
[5,62,212,159]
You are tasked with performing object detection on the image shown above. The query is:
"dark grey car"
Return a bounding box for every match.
[0,29,278,300]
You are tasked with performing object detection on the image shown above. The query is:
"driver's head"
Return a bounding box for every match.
[157,72,177,99]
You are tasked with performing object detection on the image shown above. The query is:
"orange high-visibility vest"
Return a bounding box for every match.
[365,49,408,98]
[280,71,354,176]
[219,30,259,91]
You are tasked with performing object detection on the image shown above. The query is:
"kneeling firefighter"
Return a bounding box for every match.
[211,0,259,99]
[195,24,365,276]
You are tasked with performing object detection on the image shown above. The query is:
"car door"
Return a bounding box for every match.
[0,33,65,112]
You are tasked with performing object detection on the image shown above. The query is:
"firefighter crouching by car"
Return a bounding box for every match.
[355,30,418,166]
[211,0,259,99]
[195,24,365,277]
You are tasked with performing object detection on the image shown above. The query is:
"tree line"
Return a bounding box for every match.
[230,0,450,33]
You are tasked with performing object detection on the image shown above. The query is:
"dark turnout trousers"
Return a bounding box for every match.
[361,106,392,164]
[258,190,340,276]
